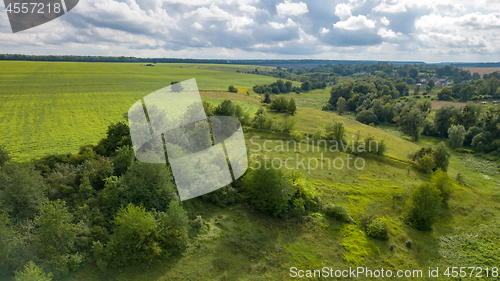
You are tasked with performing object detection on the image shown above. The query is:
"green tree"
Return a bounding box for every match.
[14,261,53,281]
[356,110,379,125]
[228,85,237,93]
[427,79,435,91]
[95,122,132,156]
[262,93,271,104]
[433,142,450,171]
[214,100,237,116]
[202,101,215,116]
[285,81,293,92]
[409,68,419,79]
[337,97,346,115]
[431,169,453,203]
[287,98,297,115]
[34,200,83,276]
[437,88,453,100]
[106,204,161,266]
[301,81,311,91]
[112,146,135,176]
[121,162,177,212]
[448,125,466,149]
[395,82,410,96]
[404,183,441,231]
[269,97,289,112]
[157,201,189,255]
[0,164,46,221]
[0,145,10,167]
[433,105,459,137]
[394,108,426,141]
[325,120,346,141]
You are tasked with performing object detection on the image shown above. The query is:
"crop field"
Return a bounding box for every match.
[460,67,500,76]
[0,61,282,160]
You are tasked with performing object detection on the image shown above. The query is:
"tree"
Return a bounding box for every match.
[156,201,189,254]
[404,183,441,231]
[112,146,135,176]
[427,79,435,91]
[262,93,271,104]
[337,97,346,115]
[329,81,353,107]
[433,142,450,171]
[433,105,459,137]
[0,146,10,167]
[394,108,426,141]
[325,121,345,141]
[14,261,53,281]
[437,88,453,100]
[459,85,475,101]
[269,97,289,112]
[472,72,481,81]
[448,125,466,149]
[409,68,419,79]
[395,82,410,96]
[356,110,379,125]
[285,81,293,92]
[34,200,83,276]
[287,98,297,115]
[95,122,132,156]
[214,100,237,116]
[228,85,237,93]
[301,81,311,91]
[0,163,46,221]
[106,204,161,266]
[431,169,453,203]
[121,161,177,212]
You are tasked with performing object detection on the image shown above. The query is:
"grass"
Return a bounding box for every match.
[0,61,284,160]
[2,61,499,280]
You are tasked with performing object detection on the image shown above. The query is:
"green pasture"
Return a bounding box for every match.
[0,61,282,160]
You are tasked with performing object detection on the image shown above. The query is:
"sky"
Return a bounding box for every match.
[1,0,500,62]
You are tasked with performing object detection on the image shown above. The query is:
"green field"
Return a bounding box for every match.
[1,61,499,281]
[0,61,283,160]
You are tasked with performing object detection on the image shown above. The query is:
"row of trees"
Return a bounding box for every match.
[253,79,326,95]
[437,73,500,101]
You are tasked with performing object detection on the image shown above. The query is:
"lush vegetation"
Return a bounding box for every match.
[1,61,499,280]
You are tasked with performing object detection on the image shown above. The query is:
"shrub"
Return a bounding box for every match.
[322,203,353,223]
[417,155,435,174]
[362,136,386,156]
[367,218,389,239]
[242,159,316,218]
[433,142,450,171]
[356,110,379,125]
[325,120,345,141]
[228,85,237,93]
[269,97,289,112]
[403,183,441,231]
[287,98,297,115]
[202,185,239,207]
[431,169,453,203]
[290,131,305,142]
[262,93,271,104]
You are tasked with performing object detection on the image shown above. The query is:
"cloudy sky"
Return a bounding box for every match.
[1,0,500,62]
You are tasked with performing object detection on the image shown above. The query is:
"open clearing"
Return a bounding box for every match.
[460,67,500,76]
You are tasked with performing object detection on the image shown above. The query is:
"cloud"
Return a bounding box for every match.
[373,2,407,13]
[276,0,309,16]
[334,3,352,20]
[333,15,376,30]
[380,16,390,25]
[377,28,400,38]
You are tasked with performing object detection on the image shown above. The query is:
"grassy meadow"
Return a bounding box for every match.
[1,61,499,280]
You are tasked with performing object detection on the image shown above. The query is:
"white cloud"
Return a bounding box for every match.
[269,18,297,29]
[416,13,500,32]
[377,28,400,38]
[276,0,308,16]
[334,3,352,20]
[372,1,407,13]
[320,27,330,34]
[333,15,376,30]
[380,16,390,26]
[191,22,203,30]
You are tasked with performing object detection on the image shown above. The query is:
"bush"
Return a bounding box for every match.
[290,131,305,141]
[228,85,237,93]
[362,136,386,156]
[431,169,453,203]
[112,146,135,176]
[262,93,271,104]
[287,98,297,115]
[325,120,346,141]
[242,159,316,218]
[269,97,289,112]
[417,155,435,174]
[202,185,239,207]
[403,183,441,231]
[366,218,388,240]
[322,203,353,223]
[356,110,379,125]
[433,142,450,171]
